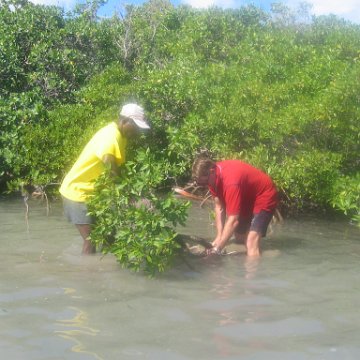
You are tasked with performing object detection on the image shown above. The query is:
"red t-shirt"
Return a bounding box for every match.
[209,160,278,217]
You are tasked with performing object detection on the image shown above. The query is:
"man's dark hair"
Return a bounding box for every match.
[192,155,215,181]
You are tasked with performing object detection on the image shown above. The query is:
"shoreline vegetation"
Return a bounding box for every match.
[1,0,359,272]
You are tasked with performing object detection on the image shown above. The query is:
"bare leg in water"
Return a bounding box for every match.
[76,224,96,254]
[245,230,261,257]
[235,230,261,257]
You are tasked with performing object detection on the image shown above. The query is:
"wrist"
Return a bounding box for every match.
[212,246,222,255]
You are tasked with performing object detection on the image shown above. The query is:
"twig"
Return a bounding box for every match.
[200,192,212,208]
[23,194,30,232]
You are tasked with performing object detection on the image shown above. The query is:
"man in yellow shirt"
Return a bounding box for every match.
[60,103,150,254]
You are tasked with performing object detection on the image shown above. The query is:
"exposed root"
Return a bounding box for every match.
[268,208,284,236]
[173,183,212,208]
[20,183,58,222]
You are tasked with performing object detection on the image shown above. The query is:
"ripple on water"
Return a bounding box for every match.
[214,317,325,340]
[197,296,282,311]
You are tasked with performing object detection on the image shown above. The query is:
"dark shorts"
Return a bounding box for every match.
[235,210,274,237]
[62,197,94,225]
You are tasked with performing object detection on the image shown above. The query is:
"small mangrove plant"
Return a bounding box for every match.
[87,149,191,276]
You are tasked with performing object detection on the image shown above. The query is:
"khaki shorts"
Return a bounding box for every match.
[62,197,94,225]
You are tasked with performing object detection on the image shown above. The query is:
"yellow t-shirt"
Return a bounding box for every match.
[59,122,127,202]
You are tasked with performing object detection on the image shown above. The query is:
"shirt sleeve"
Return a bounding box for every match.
[223,184,242,215]
[94,134,118,159]
[93,127,124,164]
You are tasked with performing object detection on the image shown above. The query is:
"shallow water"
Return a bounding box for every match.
[0,196,359,360]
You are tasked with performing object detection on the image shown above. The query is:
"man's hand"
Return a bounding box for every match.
[102,154,120,177]
[205,246,222,256]
[209,214,239,254]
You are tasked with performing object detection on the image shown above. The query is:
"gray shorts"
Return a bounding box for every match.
[62,197,94,225]
[235,210,274,237]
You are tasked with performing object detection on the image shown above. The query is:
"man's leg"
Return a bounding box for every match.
[76,224,95,254]
[63,197,95,255]
[245,230,261,257]
[245,210,274,257]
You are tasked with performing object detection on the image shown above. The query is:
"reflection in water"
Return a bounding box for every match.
[1,198,360,359]
[55,300,102,360]
[209,256,268,357]
[208,271,238,358]
[244,256,260,280]
[210,274,237,326]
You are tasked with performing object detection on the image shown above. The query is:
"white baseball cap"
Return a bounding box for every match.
[120,103,150,129]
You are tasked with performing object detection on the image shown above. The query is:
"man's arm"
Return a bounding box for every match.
[213,196,225,244]
[212,184,242,253]
[208,196,239,254]
[212,214,239,252]
[102,154,120,177]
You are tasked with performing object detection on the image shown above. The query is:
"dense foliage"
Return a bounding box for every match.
[1,0,359,228]
[0,0,120,188]
[87,149,190,275]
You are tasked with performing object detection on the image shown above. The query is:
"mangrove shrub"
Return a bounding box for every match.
[87,149,190,275]
[1,0,359,226]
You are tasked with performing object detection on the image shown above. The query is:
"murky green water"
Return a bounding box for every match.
[1,196,359,359]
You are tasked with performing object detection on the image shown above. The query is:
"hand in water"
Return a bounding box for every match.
[205,246,222,256]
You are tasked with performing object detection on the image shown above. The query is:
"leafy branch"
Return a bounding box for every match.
[87,148,191,275]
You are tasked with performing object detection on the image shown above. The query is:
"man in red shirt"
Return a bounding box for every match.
[192,156,278,257]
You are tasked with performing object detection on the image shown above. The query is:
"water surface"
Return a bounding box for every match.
[0,196,359,359]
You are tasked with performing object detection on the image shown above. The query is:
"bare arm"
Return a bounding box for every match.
[208,196,239,254]
[213,196,225,243]
[102,154,120,177]
[212,214,239,251]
